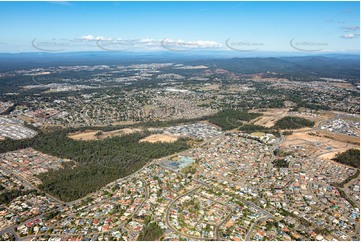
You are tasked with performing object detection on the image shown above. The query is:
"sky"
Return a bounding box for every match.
[0,1,359,54]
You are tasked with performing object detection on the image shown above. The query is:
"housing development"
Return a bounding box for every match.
[0,1,360,241]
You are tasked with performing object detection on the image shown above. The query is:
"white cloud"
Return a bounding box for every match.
[79,35,112,41]
[139,38,155,43]
[341,33,360,39]
[80,35,95,41]
[196,40,222,48]
[161,39,222,48]
[71,36,223,51]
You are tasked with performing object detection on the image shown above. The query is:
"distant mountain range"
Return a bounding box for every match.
[189,56,360,80]
[0,51,359,81]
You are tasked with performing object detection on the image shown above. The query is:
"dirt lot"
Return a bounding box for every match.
[250,108,344,129]
[16,115,35,123]
[318,151,341,160]
[110,120,139,126]
[317,130,359,145]
[250,108,290,127]
[250,132,265,137]
[283,130,359,159]
[68,128,142,141]
[198,83,221,91]
[327,81,355,89]
[140,134,179,143]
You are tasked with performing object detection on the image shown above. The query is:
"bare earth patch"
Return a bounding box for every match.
[110,120,139,126]
[250,108,290,127]
[140,134,179,143]
[68,130,99,140]
[250,132,265,137]
[199,83,221,91]
[317,130,360,145]
[318,151,340,160]
[16,115,35,123]
[68,128,142,141]
[283,131,359,159]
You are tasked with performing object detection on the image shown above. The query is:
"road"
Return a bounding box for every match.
[0,213,47,241]
[245,216,270,241]
[0,227,19,241]
[209,197,234,240]
[164,185,210,240]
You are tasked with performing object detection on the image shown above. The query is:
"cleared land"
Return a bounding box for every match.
[110,120,139,126]
[283,130,359,159]
[317,130,360,145]
[16,115,35,123]
[250,108,289,127]
[250,132,265,137]
[198,83,221,91]
[140,134,179,143]
[250,108,323,128]
[319,151,343,160]
[68,128,142,141]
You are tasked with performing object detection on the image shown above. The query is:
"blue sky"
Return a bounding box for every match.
[0,1,359,53]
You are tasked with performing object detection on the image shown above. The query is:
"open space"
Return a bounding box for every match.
[140,134,179,143]
[68,128,142,141]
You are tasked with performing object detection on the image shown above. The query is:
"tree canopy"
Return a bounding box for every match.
[332,149,360,169]
[208,109,262,130]
[0,130,190,202]
[273,116,315,129]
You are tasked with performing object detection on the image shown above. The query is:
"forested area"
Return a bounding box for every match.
[193,56,360,80]
[273,116,315,129]
[0,189,37,205]
[332,149,360,169]
[137,223,164,241]
[0,130,190,202]
[273,148,293,157]
[272,159,289,168]
[0,137,33,153]
[208,109,262,130]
